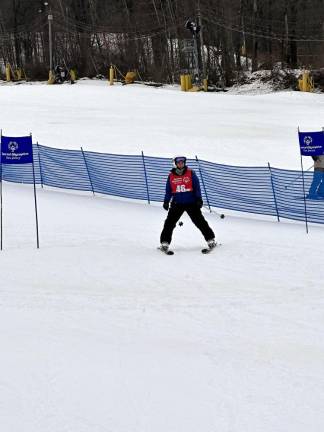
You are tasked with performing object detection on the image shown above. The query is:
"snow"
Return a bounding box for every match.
[1,80,324,432]
[2,79,324,168]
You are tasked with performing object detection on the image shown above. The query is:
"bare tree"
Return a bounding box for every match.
[1,0,324,84]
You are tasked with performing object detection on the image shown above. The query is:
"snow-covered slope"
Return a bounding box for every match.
[1,80,324,168]
[1,181,324,432]
[1,82,324,432]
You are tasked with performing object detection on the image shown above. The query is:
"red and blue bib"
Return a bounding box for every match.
[169,169,193,194]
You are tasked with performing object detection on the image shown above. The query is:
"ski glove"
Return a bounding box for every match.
[196,198,203,208]
[163,201,169,211]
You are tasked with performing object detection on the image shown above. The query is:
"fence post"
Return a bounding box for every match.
[36,142,44,188]
[141,151,150,204]
[300,156,309,234]
[267,162,280,222]
[81,147,95,196]
[195,155,211,212]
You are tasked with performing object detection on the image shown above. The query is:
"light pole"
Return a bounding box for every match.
[48,10,53,75]
[185,19,201,85]
[39,2,54,82]
[197,0,206,80]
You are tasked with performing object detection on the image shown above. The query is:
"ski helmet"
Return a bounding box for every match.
[173,156,187,168]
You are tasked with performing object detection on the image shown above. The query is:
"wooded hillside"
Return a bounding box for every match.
[1,0,323,84]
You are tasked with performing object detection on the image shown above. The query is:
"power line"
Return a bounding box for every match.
[204,14,324,43]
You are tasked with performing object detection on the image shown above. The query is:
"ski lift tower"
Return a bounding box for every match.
[184,19,201,85]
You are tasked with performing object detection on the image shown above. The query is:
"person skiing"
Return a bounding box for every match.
[160,156,216,252]
[307,155,324,199]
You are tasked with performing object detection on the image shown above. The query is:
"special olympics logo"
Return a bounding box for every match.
[8,141,18,152]
[304,136,313,146]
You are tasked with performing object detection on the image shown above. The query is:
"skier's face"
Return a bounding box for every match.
[176,159,185,169]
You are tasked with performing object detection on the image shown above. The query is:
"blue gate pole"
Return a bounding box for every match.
[32,161,40,249]
[141,151,150,204]
[195,155,211,212]
[36,142,44,188]
[30,134,40,249]
[267,162,280,222]
[0,129,3,251]
[300,155,309,234]
[81,147,95,196]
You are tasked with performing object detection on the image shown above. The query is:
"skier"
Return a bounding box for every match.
[160,156,216,253]
[54,65,68,84]
[307,155,324,199]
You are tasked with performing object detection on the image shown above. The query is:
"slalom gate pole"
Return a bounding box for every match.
[195,155,211,212]
[0,130,2,251]
[81,147,95,196]
[300,155,309,234]
[31,139,40,248]
[141,151,150,204]
[268,162,280,222]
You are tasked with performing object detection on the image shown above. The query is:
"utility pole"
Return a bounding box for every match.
[252,0,258,71]
[185,19,200,85]
[284,8,289,65]
[48,9,53,75]
[39,1,54,82]
[197,0,206,79]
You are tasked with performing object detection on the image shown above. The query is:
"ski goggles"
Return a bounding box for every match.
[174,157,186,164]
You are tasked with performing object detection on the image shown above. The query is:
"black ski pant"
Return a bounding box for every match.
[160,203,215,244]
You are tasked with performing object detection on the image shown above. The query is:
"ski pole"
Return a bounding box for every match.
[178,207,225,227]
[284,164,314,190]
[203,205,225,219]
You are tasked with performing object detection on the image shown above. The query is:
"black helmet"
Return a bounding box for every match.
[173,156,187,168]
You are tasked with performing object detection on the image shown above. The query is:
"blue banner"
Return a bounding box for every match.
[298,131,324,156]
[1,135,33,164]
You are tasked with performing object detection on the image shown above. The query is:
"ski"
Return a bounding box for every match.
[157,246,174,255]
[201,242,221,254]
[157,243,221,255]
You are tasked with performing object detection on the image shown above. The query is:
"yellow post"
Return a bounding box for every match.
[15,68,22,80]
[299,71,314,92]
[203,78,208,92]
[187,74,192,90]
[184,74,192,91]
[109,65,115,85]
[184,74,188,91]
[180,74,186,91]
[70,69,77,82]
[5,63,11,81]
[303,71,308,91]
[48,70,55,84]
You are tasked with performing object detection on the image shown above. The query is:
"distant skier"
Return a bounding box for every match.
[307,155,324,199]
[160,156,216,252]
[54,65,68,84]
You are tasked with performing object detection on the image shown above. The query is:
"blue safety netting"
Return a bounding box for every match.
[38,145,92,192]
[270,167,324,224]
[194,159,278,217]
[1,144,42,184]
[2,144,324,225]
[83,151,148,200]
